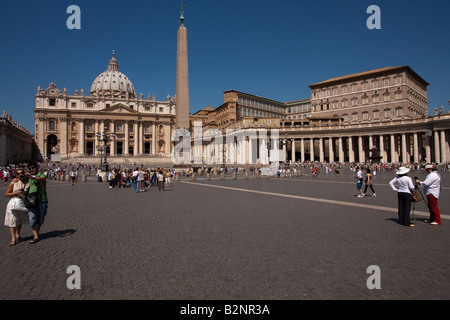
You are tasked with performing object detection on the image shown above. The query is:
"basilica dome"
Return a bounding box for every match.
[90,52,136,98]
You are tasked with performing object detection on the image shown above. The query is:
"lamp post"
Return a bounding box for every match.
[96,126,115,172]
[279,133,293,166]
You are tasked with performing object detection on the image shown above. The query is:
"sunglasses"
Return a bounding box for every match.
[16,172,24,175]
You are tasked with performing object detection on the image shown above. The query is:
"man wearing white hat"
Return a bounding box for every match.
[389,166,416,227]
[416,164,441,225]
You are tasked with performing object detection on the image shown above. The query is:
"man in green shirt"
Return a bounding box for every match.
[26,161,48,244]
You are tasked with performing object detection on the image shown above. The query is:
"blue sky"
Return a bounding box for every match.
[0,0,449,132]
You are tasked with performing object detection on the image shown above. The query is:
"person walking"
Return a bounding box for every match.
[3,168,9,185]
[363,168,376,197]
[69,170,77,186]
[355,167,364,198]
[26,161,48,243]
[4,169,28,246]
[389,166,415,227]
[416,164,442,225]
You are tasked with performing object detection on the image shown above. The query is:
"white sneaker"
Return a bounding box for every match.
[430,222,440,225]
[357,195,362,198]
[372,194,376,197]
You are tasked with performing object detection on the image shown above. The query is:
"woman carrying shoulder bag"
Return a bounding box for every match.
[4,169,28,246]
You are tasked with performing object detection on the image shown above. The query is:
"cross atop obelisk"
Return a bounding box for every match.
[179,1,185,24]
[175,1,190,129]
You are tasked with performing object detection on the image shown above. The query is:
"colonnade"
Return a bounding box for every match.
[190,128,449,165]
[286,130,448,164]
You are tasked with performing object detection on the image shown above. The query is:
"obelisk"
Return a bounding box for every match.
[175,2,190,130]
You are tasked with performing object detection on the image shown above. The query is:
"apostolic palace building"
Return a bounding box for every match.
[33,12,450,166]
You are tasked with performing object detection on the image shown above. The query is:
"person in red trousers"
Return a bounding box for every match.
[416,164,442,225]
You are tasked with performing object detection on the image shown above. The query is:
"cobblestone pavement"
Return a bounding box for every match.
[0,168,449,300]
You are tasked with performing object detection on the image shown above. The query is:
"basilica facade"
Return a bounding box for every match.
[34,53,175,160]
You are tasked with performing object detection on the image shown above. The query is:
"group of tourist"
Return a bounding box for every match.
[106,167,174,192]
[353,162,442,227]
[4,161,48,246]
[389,164,442,227]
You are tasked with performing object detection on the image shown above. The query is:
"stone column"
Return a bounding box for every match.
[152,122,157,155]
[425,134,431,163]
[124,121,129,155]
[434,130,440,163]
[413,133,419,163]
[441,130,447,163]
[328,137,334,163]
[348,136,354,163]
[358,136,363,163]
[379,135,385,163]
[260,137,267,165]
[139,121,144,155]
[291,139,296,163]
[94,120,99,156]
[79,119,85,155]
[134,120,139,156]
[319,137,324,163]
[401,133,407,164]
[300,138,305,163]
[390,134,396,163]
[60,118,68,156]
[338,137,344,163]
[110,120,115,156]
[310,138,314,162]
[37,117,45,157]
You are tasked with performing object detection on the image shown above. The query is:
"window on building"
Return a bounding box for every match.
[385,109,391,118]
[373,110,379,118]
[343,114,348,122]
[396,108,403,117]
[362,95,368,104]
[352,113,358,121]
[362,112,369,120]
[71,102,76,108]
[49,99,56,106]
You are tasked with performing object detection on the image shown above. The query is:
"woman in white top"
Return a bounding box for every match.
[4,169,28,245]
[389,167,415,227]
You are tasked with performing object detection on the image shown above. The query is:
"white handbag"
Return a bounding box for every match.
[10,197,28,214]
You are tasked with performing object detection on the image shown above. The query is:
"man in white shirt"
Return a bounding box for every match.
[132,168,140,193]
[416,164,442,225]
[356,167,364,197]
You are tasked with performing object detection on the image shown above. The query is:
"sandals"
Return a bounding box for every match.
[9,240,17,246]
[29,238,40,244]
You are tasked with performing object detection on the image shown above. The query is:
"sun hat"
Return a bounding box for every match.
[425,164,434,170]
[396,167,410,175]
